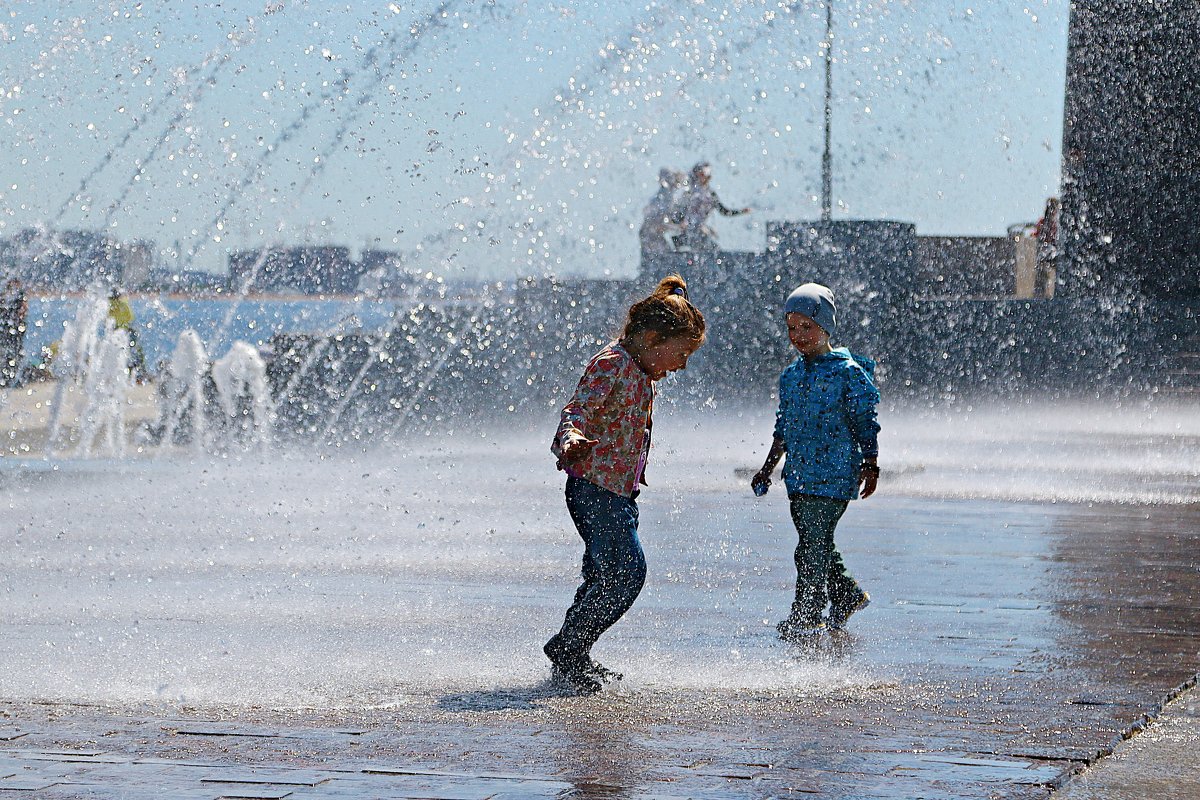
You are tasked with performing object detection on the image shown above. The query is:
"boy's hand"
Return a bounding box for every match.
[556,436,598,470]
[858,461,880,499]
[751,468,772,496]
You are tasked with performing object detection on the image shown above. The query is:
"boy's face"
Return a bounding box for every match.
[786,312,828,357]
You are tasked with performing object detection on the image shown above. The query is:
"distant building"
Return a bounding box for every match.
[230,249,281,293]
[142,268,230,295]
[116,239,156,289]
[359,249,427,297]
[0,228,152,291]
[229,246,364,295]
[642,220,1025,301]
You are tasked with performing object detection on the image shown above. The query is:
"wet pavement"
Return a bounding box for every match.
[1057,682,1200,800]
[1,403,1198,798]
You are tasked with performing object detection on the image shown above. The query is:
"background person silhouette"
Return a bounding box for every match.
[639,168,685,255]
[672,162,751,252]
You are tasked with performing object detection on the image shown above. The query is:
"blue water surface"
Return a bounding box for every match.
[23,295,410,369]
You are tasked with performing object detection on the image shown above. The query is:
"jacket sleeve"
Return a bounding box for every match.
[716,196,747,216]
[772,369,789,442]
[554,356,619,454]
[844,366,881,459]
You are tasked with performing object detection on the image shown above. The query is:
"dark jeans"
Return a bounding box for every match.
[547,477,647,659]
[788,494,862,625]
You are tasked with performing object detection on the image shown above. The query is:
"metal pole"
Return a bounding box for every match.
[821,0,833,222]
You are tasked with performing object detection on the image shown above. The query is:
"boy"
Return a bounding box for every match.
[751,283,880,640]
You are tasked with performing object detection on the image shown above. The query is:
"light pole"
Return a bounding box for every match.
[821,0,833,223]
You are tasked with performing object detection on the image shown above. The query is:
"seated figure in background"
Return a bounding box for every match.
[639,168,685,255]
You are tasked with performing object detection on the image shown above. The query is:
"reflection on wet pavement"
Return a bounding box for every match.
[2,407,1198,798]
[2,496,1197,798]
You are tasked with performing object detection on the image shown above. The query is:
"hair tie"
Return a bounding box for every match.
[671,286,688,298]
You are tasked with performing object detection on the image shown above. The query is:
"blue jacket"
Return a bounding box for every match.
[774,348,880,500]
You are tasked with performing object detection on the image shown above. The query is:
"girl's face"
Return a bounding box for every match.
[636,333,701,381]
[786,312,829,357]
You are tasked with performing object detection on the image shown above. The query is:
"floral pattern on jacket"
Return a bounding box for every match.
[552,342,654,498]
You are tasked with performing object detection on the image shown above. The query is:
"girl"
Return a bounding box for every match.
[544,274,706,693]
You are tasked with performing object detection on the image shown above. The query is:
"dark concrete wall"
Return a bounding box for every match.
[635,242,1190,401]
[765,220,919,298]
[1060,1,1200,300]
[915,237,1015,298]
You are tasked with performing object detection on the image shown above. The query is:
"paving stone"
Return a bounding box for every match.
[488,786,574,800]
[363,771,566,799]
[3,751,129,766]
[131,757,232,769]
[164,721,366,740]
[907,752,1062,784]
[0,749,106,760]
[349,776,499,800]
[199,768,336,787]
[38,790,219,800]
[0,763,74,782]
[0,778,63,791]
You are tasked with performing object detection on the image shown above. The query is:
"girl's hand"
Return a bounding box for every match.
[556,436,598,470]
[858,461,880,499]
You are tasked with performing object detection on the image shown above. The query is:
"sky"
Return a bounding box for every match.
[0,0,1070,280]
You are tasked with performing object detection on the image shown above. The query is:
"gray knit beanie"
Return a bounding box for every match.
[783,283,837,339]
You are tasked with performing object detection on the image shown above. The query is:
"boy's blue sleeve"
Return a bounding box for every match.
[773,369,789,441]
[845,366,881,459]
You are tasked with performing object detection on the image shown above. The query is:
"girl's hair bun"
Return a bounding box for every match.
[623,274,705,343]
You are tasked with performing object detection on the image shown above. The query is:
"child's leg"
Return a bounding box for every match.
[548,477,647,661]
[567,523,599,611]
[787,495,849,625]
[826,543,865,611]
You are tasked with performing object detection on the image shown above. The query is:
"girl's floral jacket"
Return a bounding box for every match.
[552,342,654,498]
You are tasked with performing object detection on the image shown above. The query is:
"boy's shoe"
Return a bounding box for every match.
[587,659,623,683]
[551,662,602,695]
[827,591,870,631]
[776,617,826,643]
[544,639,602,695]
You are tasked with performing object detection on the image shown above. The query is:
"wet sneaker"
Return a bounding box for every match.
[551,662,602,695]
[587,660,623,683]
[827,591,870,631]
[776,617,825,643]
[544,639,602,695]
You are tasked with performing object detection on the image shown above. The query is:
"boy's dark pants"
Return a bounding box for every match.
[788,494,862,626]
[547,476,647,661]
